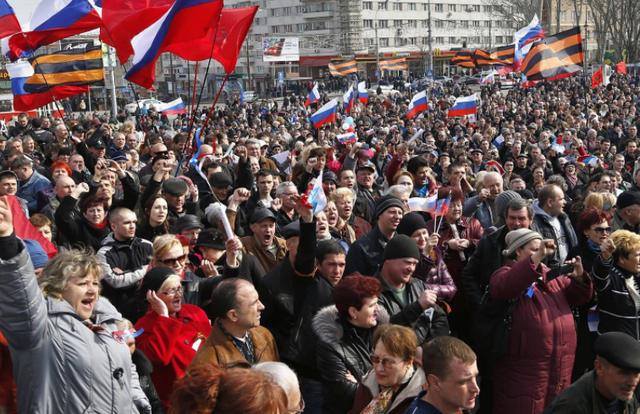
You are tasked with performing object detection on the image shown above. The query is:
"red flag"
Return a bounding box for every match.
[100,0,175,64]
[616,61,628,75]
[6,196,57,258]
[167,6,258,74]
[591,67,603,89]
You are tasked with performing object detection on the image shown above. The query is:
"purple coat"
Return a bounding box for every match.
[489,258,593,414]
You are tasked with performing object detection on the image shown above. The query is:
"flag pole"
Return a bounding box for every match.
[191,61,199,121]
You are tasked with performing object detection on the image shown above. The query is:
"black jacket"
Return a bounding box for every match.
[345,225,388,277]
[531,207,578,271]
[312,306,389,414]
[131,350,164,414]
[54,195,111,252]
[544,371,640,414]
[460,225,510,309]
[376,274,450,344]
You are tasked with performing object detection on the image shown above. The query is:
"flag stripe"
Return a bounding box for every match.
[32,46,102,63]
[32,59,104,74]
[33,0,95,31]
[24,69,105,87]
[328,60,357,76]
[521,27,583,81]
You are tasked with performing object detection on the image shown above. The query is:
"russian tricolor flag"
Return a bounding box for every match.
[7,0,102,61]
[358,81,368,104]
[304,83,320,107]
[158,97,186,115]
[0,0,21,39]
[578,155,599,167]
[336,131,357,145]
[514,14,544,50]
[448,95,477,118]
[126,0,223,89]
[406,90,428,119]
[310,98,338,129]
[343,85,355,114]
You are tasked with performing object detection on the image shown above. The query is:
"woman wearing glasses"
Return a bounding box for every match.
[349,325,425,414]
[134,267,212,412]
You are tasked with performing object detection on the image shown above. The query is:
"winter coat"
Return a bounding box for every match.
[376,275,450,345]
[349,366,426,414]
[489,258,593,414]
[189,322,278,369]
[54,195,111,252]
[0,242,150,414]
[413,251,457,303]
[543,371,640,414]
[312,305,390,414]
[460,225,510,310]
[462,195,495,230]
[131,350,164,414]
[429,216,484,284]
[17,170,51,213]
[592,255,640,340]
[345,225,389,277]
[134,304,212,411]
[531,202,578,271]
[241,234,288,274]
[97,234,153,320]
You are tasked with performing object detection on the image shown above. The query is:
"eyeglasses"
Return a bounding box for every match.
[371,355,402,369]
[161,254,187,266]
[159,286,183,296]
[592,227,612,234]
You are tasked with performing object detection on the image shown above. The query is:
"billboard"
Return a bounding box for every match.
[263,37,299,62]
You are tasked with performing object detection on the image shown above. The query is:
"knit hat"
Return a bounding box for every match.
[383,234,420,261]
[502,229,542,257]
[138,267,178,296]
[23,239,48,269]
[495,190,523,220]
[396,212,428,237]
[375,195,405,219]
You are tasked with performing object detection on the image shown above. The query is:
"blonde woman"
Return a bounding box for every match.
[0,197,150,413]
[330,188,358,243]
[150,234,202,306]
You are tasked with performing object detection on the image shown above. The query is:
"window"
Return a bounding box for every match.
[393,19,402,27]
[448,36,457,44]
[408,3,416,11]
[435,36,444,44]
[471,5,480,12]
[378,2,388,10]
[483,5,492,13]
[421,20,429,28]
[380,38,389,47]
[363,1,373,10]
[392,2,402,11]
[484,36,491,44]
[435,3,443,12]
[422,37,429,45]
[484,21,491,27]
[409,37,417,45]
[363,19,373,28]
[495,36,503,44]
[435,20,444,28]
[472,20,480,27]
[364,38,375,47]
[378,20,388,28]
[407,20,417,28]
[448,4,456,12]
[460,20,469,28]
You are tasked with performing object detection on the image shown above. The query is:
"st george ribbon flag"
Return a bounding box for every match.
[125,0,223,89]
[7,0,102,61]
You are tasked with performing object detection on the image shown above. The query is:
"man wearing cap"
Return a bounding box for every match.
[544,332,640,413]
[12,155,51,214]
[241,207,287,274]
[97,207,153,320]
[469,148,486,174]
[345,194,405,276]
[613,191,640,233]
[353,161,380,224]
[375,234,450,345]
[513,153,531,183]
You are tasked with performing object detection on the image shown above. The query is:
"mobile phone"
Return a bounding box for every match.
[557,263,575,275]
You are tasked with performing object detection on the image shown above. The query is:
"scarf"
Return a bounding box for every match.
[361,365,415,414]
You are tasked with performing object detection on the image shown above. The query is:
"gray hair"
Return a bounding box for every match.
[385,184,411,199]
[253,362,300,402]
[39,249,102,299]
[276,181,297,197]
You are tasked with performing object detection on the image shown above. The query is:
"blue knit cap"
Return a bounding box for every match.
[23,239,49,269]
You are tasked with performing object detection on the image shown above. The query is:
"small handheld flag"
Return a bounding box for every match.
[406,90,428,119]
[310,98,338,129]
[305,83,320,107]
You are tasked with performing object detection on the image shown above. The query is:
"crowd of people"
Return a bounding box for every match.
[0,72,639,414]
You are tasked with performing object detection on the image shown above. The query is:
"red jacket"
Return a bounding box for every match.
[489,258,593,414]
[135,304,212,411]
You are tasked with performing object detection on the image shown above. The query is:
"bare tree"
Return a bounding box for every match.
[487,0,540,28]
[587,0,640,62]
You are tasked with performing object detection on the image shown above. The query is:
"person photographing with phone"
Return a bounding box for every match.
[488,229,593,414]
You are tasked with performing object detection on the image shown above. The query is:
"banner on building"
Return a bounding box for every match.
[262,37,299,62]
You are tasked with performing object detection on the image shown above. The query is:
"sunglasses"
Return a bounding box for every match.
[592,227,612,234]
[161,254,187,266]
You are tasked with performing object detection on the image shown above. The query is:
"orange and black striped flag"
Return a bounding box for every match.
[379,58,408,71]
[328,60,357,77]
[451,50,475,68]
[489,44,515,65]
[472,49,511,67]
[521,26,583,81]
[25,44,105,93]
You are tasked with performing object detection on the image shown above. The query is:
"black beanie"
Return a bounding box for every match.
[375,195,405,219]
[396,212,427,237]
[383,234,420,261]
[138,267,177,296]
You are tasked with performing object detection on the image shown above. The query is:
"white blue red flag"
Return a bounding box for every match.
[357,81,368,104]
[304,83,320,107]
[343,85,355,114]
[158,98,186,115]
[336,132,357,145]
[125,0,223,89]
[310,98,338,129]
[308,171,327,215]
[514,15,544,69]
[0,0,21,39]
[7,0,102,61]
[448,95,477,118]
[406,90,428,119]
